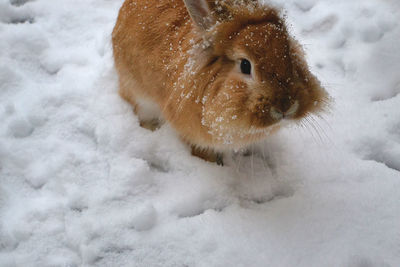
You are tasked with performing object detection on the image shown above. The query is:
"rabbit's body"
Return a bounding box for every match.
[112,0,329,162]
[113,0,209,146]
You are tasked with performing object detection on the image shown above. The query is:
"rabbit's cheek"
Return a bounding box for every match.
[293,85,321,119]
[292,76,327,118]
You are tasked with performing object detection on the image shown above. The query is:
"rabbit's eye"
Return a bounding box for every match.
[240,59,251,75]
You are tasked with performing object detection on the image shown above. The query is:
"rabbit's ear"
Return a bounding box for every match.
[183,0,215,30]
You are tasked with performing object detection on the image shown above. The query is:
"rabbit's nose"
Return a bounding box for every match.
[270,100,299,121]
[280,97,292,113]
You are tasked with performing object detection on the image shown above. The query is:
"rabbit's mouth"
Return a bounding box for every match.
[247,93,300,128]
[270,100,299,121]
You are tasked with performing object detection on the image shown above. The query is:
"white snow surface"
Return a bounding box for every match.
[1,0,400,266]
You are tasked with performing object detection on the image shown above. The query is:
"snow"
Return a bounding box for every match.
[1,0,400,266]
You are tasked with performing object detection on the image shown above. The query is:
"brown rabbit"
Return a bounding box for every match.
[112,0,329,164]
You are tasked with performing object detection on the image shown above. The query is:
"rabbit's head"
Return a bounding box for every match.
[175,0,330,149]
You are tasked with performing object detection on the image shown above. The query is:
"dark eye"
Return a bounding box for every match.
[240,59,251,75]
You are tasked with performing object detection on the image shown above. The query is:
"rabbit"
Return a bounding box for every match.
[112,0,330,164]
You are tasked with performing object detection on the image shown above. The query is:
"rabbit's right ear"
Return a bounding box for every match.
[183,0,215,30]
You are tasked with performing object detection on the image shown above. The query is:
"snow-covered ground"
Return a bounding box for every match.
[1,0,400,266]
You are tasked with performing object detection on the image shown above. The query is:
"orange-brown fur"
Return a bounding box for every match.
[112,0,329,160]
